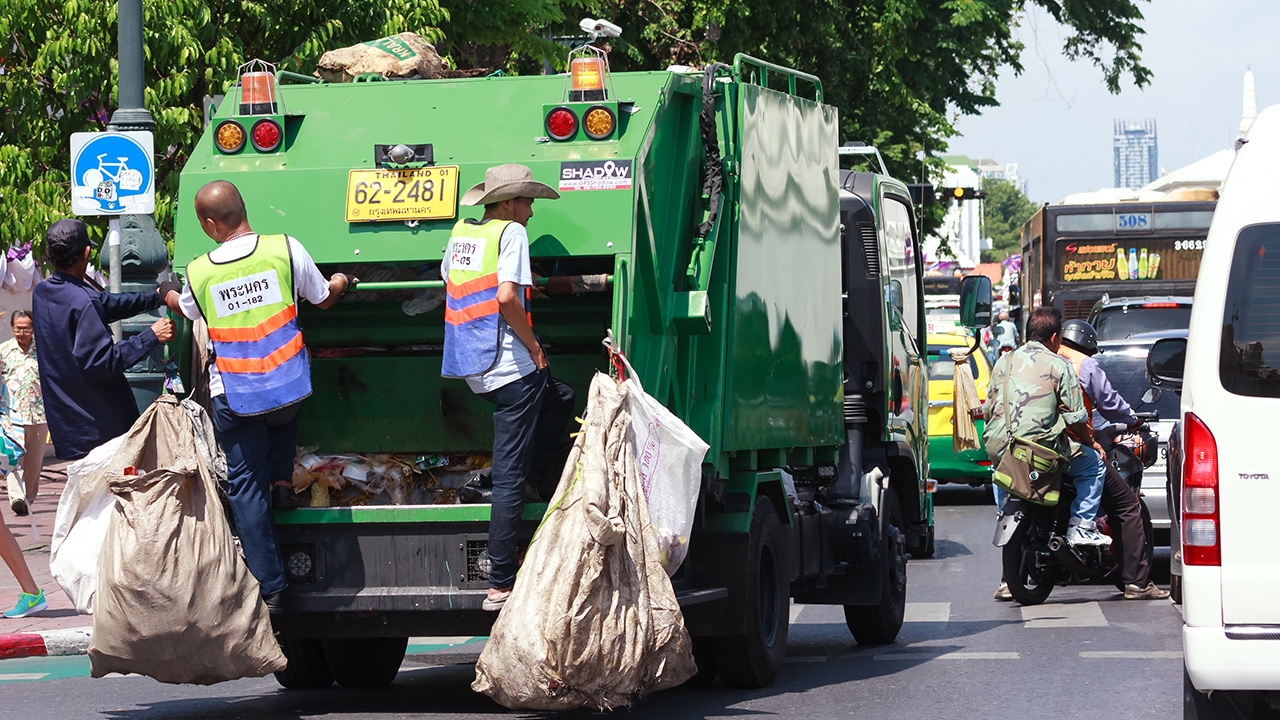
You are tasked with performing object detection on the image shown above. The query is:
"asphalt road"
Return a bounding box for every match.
[0,486,1183,719]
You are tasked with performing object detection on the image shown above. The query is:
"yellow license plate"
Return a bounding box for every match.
[345,166,459,222]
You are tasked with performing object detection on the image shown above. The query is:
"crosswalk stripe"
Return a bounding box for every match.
[904,602,951,623]
[790,603,806,624]
[874,651,1020,661]
[1021,601,1107,628]
[1080,651,1182,659]
[0,673,50,681]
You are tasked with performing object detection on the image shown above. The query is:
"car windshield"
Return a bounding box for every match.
[1092,346,1182,422]
[1093,306,1191,341]
[927,345,979,381]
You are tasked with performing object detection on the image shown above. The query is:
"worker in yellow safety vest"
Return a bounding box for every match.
[162,180,351,609]
[442,164,575,612]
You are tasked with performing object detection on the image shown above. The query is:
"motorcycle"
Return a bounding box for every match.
[994,389,1162,605]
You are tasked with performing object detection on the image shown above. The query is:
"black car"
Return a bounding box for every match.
[1088,295,1193,342]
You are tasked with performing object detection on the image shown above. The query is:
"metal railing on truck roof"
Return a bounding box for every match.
[733,53,823,102]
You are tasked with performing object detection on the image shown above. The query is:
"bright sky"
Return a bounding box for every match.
[951,0,1280,204]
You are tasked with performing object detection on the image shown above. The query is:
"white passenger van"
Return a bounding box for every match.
[1147,105,1280,718]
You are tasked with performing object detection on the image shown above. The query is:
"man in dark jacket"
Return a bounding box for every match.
[32,219,177,460]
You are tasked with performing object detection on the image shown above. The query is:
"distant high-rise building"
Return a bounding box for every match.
[1113,119,1158,189]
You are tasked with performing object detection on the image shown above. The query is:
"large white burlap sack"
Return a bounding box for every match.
[616,351,709,575]
[49,436,125,614]
[314,32,445,83]
[89,396,285,684]
[472,373,696,710]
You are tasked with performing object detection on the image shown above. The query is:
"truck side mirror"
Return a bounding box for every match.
[1147,337,1187,386]
[959,275,992,329]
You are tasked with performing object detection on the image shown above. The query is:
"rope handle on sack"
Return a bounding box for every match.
[601,330,648,393]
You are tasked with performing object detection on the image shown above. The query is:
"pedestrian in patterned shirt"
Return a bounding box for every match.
[1,310,45,517]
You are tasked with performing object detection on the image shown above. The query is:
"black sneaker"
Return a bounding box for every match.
[271,484,299,511]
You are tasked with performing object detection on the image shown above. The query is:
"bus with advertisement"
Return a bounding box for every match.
[1018,190,1215,323]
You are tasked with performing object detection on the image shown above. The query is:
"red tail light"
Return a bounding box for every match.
[250,119,282,152]
[1142,302,1180,308]
[1182,412,1220,566]
[970,407,985,420]
[546,107,577,141]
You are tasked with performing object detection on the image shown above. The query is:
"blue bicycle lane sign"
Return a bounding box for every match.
[69,130,155,215]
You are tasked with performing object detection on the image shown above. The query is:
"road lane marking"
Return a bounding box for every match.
[1080,651,1182,659]
[0,673,49,681]
[874,651,1020,661]
[790,603,806,624]
[904,602,950,623]
[1021,602,1107,628]
[785,656,828,663]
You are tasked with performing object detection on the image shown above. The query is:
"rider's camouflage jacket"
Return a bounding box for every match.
[982,340,1088,462]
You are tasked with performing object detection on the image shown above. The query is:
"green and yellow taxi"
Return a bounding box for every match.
[926,332,993,485]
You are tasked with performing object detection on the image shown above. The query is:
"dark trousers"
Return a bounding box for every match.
[210,394,299,596]
[1101,462,1150,587]
[480,368,575,589]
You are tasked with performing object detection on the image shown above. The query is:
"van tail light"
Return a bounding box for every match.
[970,407,985,420]
[1182,412,1220,566]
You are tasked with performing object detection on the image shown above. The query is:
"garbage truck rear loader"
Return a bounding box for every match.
[174,53,931,690]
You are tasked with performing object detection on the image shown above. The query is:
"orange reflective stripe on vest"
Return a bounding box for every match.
[206,304,298,343]
[214,333,306,374]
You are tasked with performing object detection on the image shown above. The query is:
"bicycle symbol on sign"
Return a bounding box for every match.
[92,154,144,204]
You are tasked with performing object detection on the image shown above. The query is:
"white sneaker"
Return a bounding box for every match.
[1066,519,1113,547]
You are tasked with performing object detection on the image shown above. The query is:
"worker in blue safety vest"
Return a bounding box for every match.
[162,179,351,609]
[442,164,575,612]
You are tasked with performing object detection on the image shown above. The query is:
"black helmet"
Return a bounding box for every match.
[1060,319,1098,355]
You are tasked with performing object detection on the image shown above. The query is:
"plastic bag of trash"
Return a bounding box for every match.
[89,396,286,684]
[314,32,446,83]
[49,435,125,615]
[610,344,709,575]
[472,373,696,710]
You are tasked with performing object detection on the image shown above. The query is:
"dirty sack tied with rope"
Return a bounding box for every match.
[472,373,697,710]
[89,395,285,684]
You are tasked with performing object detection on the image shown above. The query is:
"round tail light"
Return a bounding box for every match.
[251,118,283,152]
[546,107,577,141]
[214,120,245,154]
[583,105,616,140]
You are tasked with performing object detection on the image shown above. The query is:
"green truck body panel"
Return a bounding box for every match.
[173,55,930,645]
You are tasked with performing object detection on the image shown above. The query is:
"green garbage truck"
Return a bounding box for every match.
[173,49,970,691]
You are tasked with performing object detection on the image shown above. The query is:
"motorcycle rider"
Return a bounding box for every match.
[1057,320,1170,600]
[986,307,1109,599]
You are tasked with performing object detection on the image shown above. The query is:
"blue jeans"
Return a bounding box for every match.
[210,395,298,596]
[480,369,575,590]
[994,444,1104,524]
[1066,445,1105,523]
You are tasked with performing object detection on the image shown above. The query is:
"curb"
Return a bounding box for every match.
[0,627,92,660]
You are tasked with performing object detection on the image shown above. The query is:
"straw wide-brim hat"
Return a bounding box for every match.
[461,164,561,206]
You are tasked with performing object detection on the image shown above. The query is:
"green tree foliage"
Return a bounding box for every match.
[980,177,1039,262]
[0,0,445,256]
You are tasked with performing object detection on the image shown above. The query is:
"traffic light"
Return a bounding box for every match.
[939,187,987,201]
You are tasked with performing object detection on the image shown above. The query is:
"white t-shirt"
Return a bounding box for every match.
[441,220,536,394]
[177,233,331,397]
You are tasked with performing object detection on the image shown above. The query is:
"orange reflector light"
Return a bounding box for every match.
[570,57,607,101]
[926,479,938,494]
[546,107,577,141]
[240,71,277,115]
[251,118,282,152]
[583,105,615,139]
[215,120,245,153]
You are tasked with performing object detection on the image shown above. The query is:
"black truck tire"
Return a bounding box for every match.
[274,638,334,689]
[909,523,935,559]
[845,487,907,645]
[681,637,718,688]
[710,496,789,688]
[321,636,407,688]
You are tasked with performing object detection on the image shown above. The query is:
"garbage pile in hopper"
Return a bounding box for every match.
[291,451,494,507]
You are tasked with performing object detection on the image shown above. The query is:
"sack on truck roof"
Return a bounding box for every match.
[313,32,446,83]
